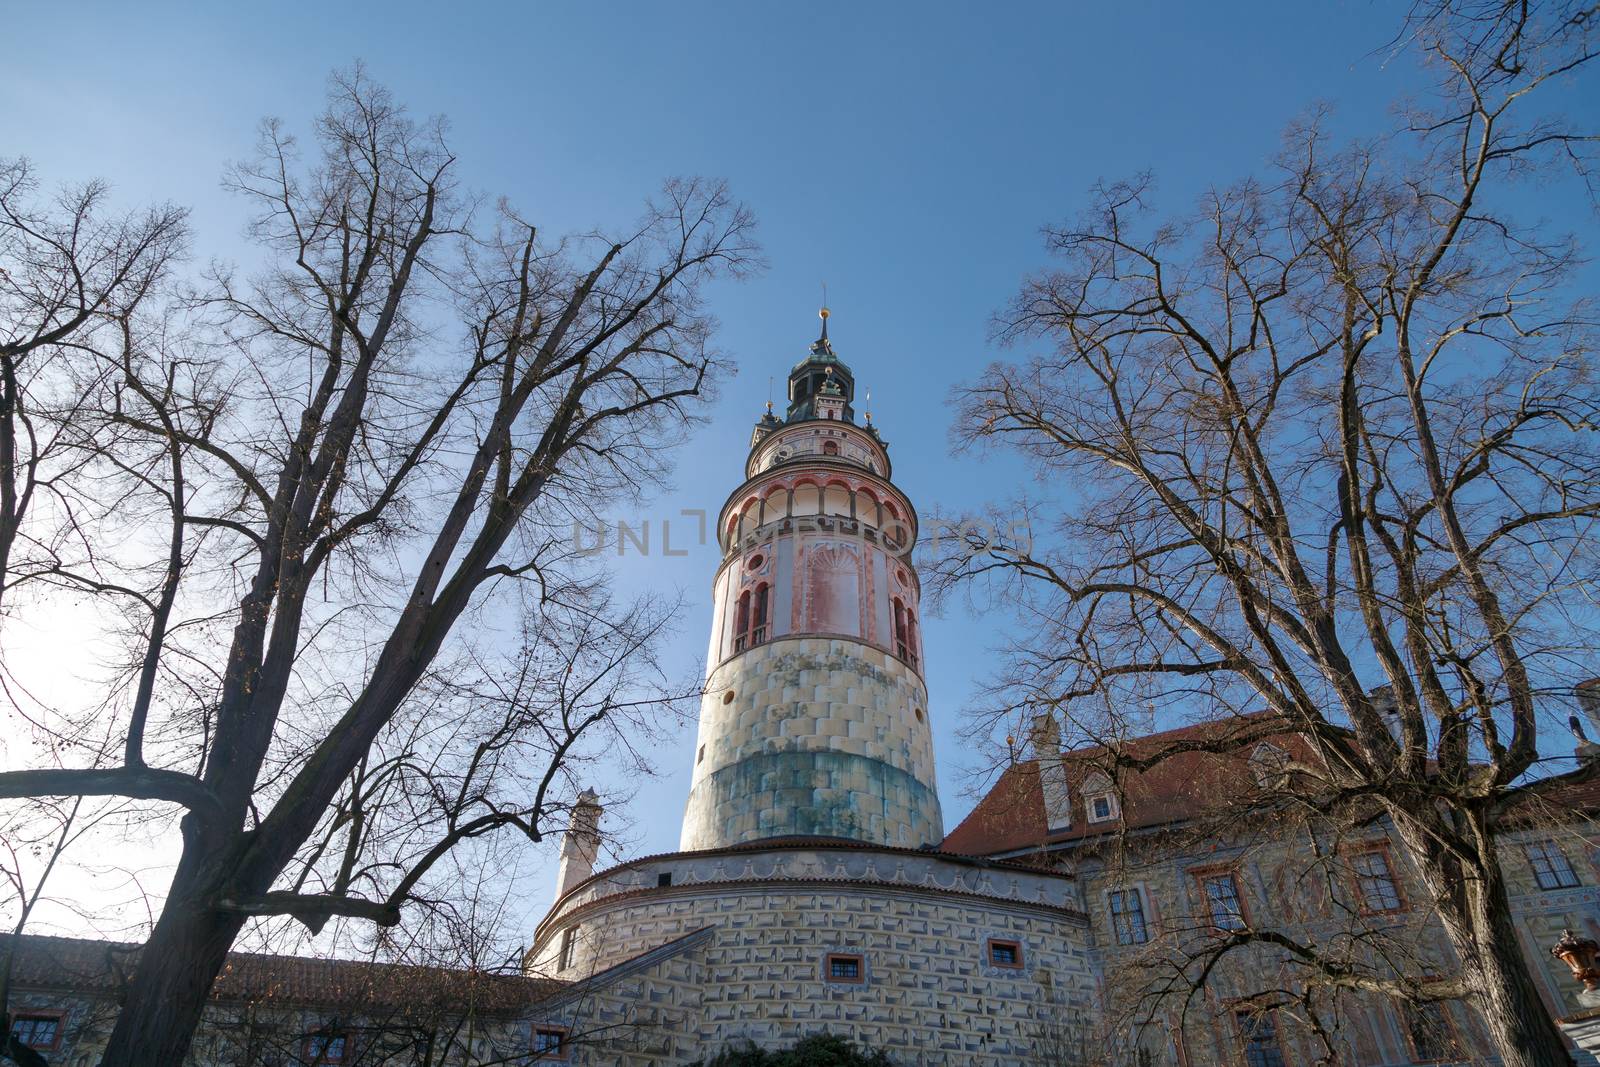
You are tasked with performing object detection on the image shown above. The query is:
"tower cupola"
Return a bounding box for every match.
[785,307,857,423]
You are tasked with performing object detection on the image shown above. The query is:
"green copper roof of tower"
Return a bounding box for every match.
[785,309,857,423]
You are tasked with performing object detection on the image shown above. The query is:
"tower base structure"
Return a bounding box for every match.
[522,838,1094,1065]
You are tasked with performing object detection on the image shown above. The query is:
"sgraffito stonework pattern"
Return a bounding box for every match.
[526,846,1095,1065]
[681,638,940,850]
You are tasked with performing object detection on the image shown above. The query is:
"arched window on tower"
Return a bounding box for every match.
[734,583,769,653]
[733,591,750,653]
[823,440,839,456]
[893,598,917,668]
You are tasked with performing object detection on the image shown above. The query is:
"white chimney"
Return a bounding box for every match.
[1370,685,1403,745]
[1578,678,1600,736]
[1031,713,1071,832]
[554,789,603,902]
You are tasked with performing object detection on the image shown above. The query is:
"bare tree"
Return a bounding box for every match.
[0,66,757,1066]
[935,2,1599,1064]
[0,158,187,616]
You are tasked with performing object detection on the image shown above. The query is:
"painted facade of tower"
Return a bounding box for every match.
[679,313,944,850]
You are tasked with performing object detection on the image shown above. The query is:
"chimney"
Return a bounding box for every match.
[1031,713,1072,833]
[1568,716,1600,766]
[1370,685,1403,745]
[1579,678,1600,735]
[554,789,603,902]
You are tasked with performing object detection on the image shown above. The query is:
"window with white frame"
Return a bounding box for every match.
[1200,871,1247,930]
[1108,887,1150,945]
[1352,849,1404,912]
[1525,840,1581,890]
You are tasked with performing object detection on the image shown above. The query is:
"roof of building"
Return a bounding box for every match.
[0,933,564,1015]
[940,712,1600,858]
[941,714,1306,856]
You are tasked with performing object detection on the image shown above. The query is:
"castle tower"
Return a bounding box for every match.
[680,310,943,850]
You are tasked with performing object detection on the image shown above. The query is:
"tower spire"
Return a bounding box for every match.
[818,284,830,346]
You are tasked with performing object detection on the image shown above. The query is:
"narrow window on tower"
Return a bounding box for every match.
[733,590,751,653]
[751,583,769,647]
[557,927,577,971]
[904,611,919,669]
[893,599,909,662]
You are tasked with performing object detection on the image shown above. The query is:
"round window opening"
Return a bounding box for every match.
[915,707,925,723]
[897,566,911,585]
[747,554,765,571]
[722,690,736,705]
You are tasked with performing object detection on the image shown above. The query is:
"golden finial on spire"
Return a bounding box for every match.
[819,283,830,341]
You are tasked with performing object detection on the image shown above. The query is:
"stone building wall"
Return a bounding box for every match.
[1494,823,1600,1020]
[681,637,940,850]
[527,864,1096,1066]
[0,986,541,1066]
[1068,831,1504,1067]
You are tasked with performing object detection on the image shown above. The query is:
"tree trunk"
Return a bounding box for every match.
[1394,810,1574,1067]
[1462,869,1575,1067]
[96,829,247,1067]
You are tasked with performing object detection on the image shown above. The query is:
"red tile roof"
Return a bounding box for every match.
[0,934,563,1014]
[941,714,1305,856]
[941,714,1600,857]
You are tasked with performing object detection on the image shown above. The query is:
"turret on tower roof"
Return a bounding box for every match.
[786,306,856,423]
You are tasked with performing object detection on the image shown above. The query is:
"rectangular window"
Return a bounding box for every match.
[825,953,863,984]
[9,1014,62,1051]
[302,1032,347,1064]
[1108,888,1150,945]
[1089,794,1115,822]
[533,1026,568,1061]
[1235,1009,1286,1067]
[1400,1000,1459,1062]
[1525,840,1581,890]
[1202,872,1247,931]
[1353,849,1404,912]
[987,939,1024,969]
[657,871,673,887]
[558,927,577,971]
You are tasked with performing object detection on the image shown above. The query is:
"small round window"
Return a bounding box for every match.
[914,707,925,723]
[722,690,736,705]
[747,554,765,571]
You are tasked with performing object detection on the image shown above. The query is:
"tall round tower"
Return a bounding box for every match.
[680,310,943,850]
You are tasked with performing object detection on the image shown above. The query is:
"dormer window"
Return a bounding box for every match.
[1081,771,1119,824]
[1248,742,1290,788]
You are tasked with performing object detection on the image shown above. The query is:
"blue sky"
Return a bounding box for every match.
[4,1,1550,936]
